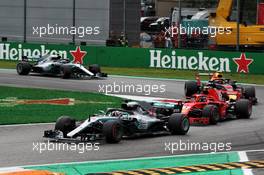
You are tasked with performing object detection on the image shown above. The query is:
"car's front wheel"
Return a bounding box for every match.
[55,116,76,137]
[103,120,123,143]
[236,99,252,119]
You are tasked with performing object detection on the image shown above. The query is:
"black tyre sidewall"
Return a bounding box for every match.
[243,86,256,99]
[89,64,101,74]
[168,113,190,135]
[16,62,31,75]
[185,81,198,97]
[236,99,252,119]
[55,116,76,137]
[103,120,123,143]
[62,66,72,79]
[202,105,219,125]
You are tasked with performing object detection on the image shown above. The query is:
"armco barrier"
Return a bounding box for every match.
[0,42,263,74]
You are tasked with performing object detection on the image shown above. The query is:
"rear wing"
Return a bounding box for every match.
[195,72,224,83]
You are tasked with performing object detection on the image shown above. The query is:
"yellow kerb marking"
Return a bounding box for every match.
[185,166,207,172]
[169,167,191,173]
[228,162,251,169]
[215,164,236,169]
[112,173,125,175]
[126,171,145,175]
[137,170,160,175]
[151,168,175,174]
[252,160,264,164]
[198,165,221,170]
[245,162,264,167]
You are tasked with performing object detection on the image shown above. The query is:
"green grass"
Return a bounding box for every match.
[1,60,263,84]
[0,60,16,69]
[0,86,122,125]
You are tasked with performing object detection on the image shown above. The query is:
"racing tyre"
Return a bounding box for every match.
[168,113,190,135]
[62,66,72,79]
[89,64,101,74]
[16,62,31,75]
[202,105,219,125]
[55,116,76,137]
[103,120,123,143]
[236,99,252,119]
[184,81,198,97]
[243,86,257,104]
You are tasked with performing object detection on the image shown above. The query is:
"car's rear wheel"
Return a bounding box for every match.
[103,120,123,143]
[243,86,257,104]
[168,113,190,135]
[184,81,198,97]
[62,66,72,79]
[202,105,219,125]
[243,86,255,98]
[55,116,76,137]
[16,62,31,75]
[89,64,101,74]
[236,99,252,119]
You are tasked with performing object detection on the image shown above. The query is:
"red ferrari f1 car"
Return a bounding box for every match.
[184,72,257,104]
[151,85,252,125]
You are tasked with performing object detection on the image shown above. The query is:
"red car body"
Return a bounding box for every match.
[153,87,252,125]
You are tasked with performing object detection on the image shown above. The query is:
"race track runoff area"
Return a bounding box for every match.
[9,151,260,175]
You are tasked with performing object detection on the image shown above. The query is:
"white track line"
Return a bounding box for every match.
[238,151,254,175]
[0,123,54,128]
[0,167,28,174]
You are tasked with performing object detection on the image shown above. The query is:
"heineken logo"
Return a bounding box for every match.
[233,53,253,73]
[70,46,87,64]
[149,50,254,73]
[0,44,88,64]
[0,43,68,60]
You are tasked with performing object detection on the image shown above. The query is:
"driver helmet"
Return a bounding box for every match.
[202,86,209,95]
[111,111,123,117]
[211,72,223,81]
[122,101,139,111]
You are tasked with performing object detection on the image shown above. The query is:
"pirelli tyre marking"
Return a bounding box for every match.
[89,160,264,175]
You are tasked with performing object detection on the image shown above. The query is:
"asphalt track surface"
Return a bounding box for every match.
[0,69,263,173]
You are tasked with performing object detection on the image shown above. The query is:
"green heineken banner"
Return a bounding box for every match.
[0,42,263,74]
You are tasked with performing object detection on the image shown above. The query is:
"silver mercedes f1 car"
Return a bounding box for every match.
[16,54,107,79]
[44,101,190,143]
